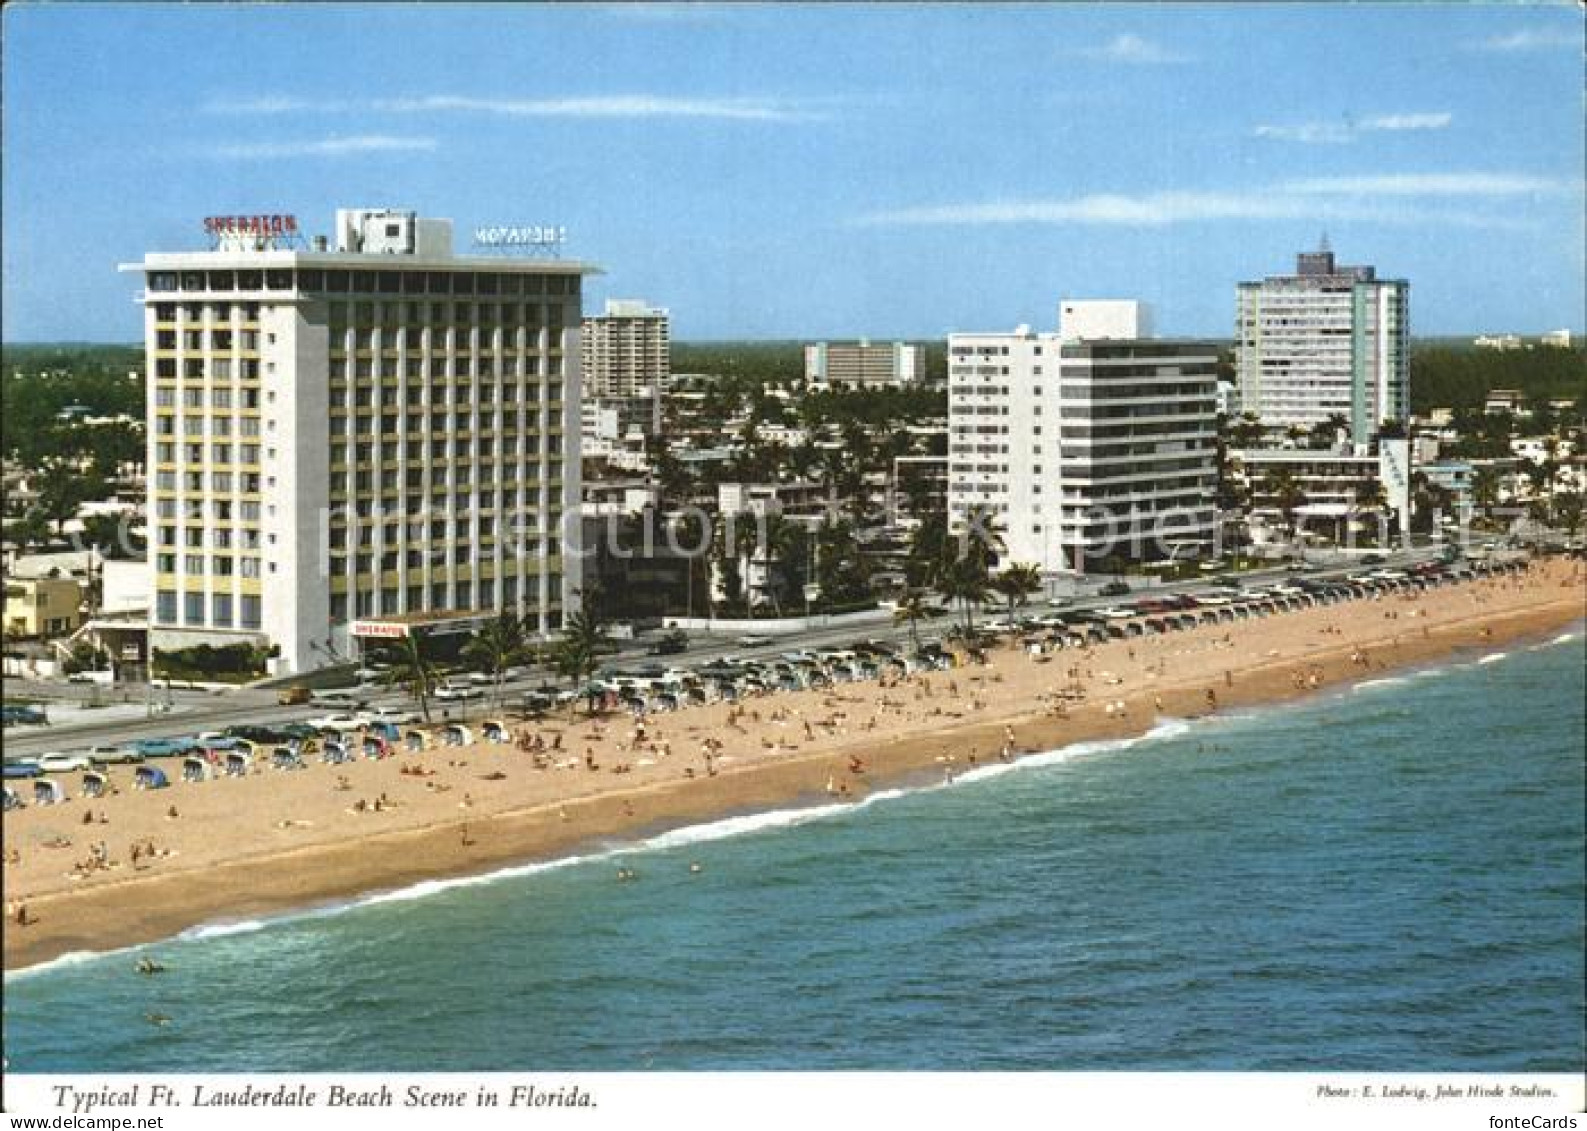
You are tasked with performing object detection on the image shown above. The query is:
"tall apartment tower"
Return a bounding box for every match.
[1236,241,1409,448]
[581,299,670,399]
[804,340,922,390]
[948,301,1218,575]
[124,208,594,675]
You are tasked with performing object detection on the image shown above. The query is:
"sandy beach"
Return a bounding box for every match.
[5,557,1583,971]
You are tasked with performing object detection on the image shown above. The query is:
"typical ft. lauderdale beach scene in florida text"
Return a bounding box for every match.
[2,3,1583,1126]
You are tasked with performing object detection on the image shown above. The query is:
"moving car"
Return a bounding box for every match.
[1,705,48,727]
[435,681,484,702]
[648,630,690,656]
[736,634,773,647]
[276,686,312,706]
[1098,581,1132,597]
[2,758,42,779]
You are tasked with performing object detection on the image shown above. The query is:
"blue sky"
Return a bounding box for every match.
[3,2,1582,341]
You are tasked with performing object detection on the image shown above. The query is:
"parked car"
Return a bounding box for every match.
[1361,553,1387,566]
[366,707,419,726]
[88,745,143,765]
[132,737,196,758]
[1099,581,1132,597]
[277,686,312,706]
[353,668,385,684]
[1,705,48,727]
[35,752,93,773]
[2,758,42,779]
[308,713,367,733]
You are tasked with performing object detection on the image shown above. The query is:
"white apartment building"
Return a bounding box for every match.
[581,299,669,399]
[804,340,921,390]
[124,208,593,675]
[1236,242,1409,447]
[948,301,1218,575]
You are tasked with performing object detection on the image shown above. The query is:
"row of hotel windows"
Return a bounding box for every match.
[154,580,563,631]
[155,554,261,575]
[155,592,262,629]
[147,270,580,298]
[328,356,565,380]
[328,577,560,621]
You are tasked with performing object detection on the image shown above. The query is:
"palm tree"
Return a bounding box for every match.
[462,611,527,708]
[1352,479,1390,548]
[1261,470,1306,542]
[893,590,930,653]
[990,562,1043,621]
[958,504,1006,576]
[386,628,436,723]
[1471,465,1502,525]
[939,555,990,638]
[553,609,612,713]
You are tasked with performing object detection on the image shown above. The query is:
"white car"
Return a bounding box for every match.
[366,707,419,726]
[1094,607,1137,620]
[435,682,484,702]
[736,634,773,647]
[465,672,495,687]
[35,752,93,773]
[88,745,143,764]
[308,713,366,733]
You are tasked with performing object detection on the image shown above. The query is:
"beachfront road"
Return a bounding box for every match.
[1,548,1458,758]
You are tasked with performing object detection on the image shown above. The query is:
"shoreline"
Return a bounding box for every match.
[6,562,1584,972]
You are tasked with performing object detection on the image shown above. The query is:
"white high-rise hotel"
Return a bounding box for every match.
[125,208,594,674]
[1236,242,1409,448]
[581,299,670,399]
[948,301,1219,574]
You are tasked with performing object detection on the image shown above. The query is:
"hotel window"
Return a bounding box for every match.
[157,553,177,573]
[185,528,203,548]
[240,596,261,629]
[184,555,205,575]
[156,590,177,621]
[241,501,261,521]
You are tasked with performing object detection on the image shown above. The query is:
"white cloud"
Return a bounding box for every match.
[1472,27,1580,53]
[1076,33,1191,65]
[207,92,825,123]
[1254,122,1354,144]
[212,135,438,160]
[1361,112,1453,131]
[851,172,1571,230]
[372,93,821,121]
[1254,112,1452,144]
[1281,172,1570,197]
[204,96,351,114]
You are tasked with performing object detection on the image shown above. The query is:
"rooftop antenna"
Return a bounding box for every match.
[1319,231,1332,254]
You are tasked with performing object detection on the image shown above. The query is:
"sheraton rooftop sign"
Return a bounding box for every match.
[472,225,567,249]
[205,215,298,236]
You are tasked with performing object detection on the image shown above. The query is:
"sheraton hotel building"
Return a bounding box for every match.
[124,209,593,675]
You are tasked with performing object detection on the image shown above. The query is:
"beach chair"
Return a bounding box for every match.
[134,766,169,790]
[34,779,66,805]
[82,771,111,798]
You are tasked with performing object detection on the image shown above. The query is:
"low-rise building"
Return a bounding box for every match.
[3,575,83,639]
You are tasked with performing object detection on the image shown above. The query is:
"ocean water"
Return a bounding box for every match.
[6,628,1584,1072]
